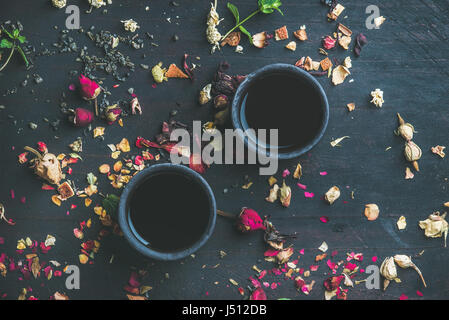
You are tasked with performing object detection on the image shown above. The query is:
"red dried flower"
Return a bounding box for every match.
[37,142,48,153]
[69,108,94,127]
[104,105,122,124]
[237,207,266,233]
[79,74,101,100]
[323,36,336,49]
[323,275,344,291]
[250,287,267,300]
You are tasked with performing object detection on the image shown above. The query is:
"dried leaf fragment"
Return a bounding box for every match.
[165,64,189,79]
[279,181,291,208]
[338,35,351,50]
[93,127,105,138]
[397,216,407,230]
[338,23,352,36]
[332,65,350,85]
[320,57,333,71]
[265,184,279,203]
[405,167,414,180]
[431,145,446,158]
[285,41,296,51]
[221,31,241,47]
[364,204,379,221]
[346,103,355,112]
[370,89,384,107]
[275,26,288,40]
[325,186,340,205]
[419,212,448,247]
[293,26,307,41]
[330,136,350,147]
[99,164,111,174]
[293,162,302,179]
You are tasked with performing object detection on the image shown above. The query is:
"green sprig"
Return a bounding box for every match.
[0,25,29,72]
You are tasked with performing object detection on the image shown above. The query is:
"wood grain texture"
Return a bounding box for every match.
[0,0,448,300]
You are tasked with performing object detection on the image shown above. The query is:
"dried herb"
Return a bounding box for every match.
[102,194,120,220]
[222,0,283,45]
[0,23,29,72]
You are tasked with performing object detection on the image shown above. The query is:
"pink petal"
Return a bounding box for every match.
[399,294,408,300]
[299,249,304,255]
[282,169,290,178]
[68,84,76,91]
[304,192,314,198]
[297,183,307,190]
[372,256,378,262]
[320,216,329,223]
[416,290,423,297]
[319,171,328,176]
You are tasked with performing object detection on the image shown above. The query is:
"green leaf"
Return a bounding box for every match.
[17,35,26,44]
[16,46,29,67]
[102,194,120,219]
[227,2,240,23]
[2,28,14,39]
[258,0,282,14]
[239,25,253,44]
[0,39,13,49]
[13,29,19,39]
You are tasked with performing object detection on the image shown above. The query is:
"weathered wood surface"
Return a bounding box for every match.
[0,0,449,299]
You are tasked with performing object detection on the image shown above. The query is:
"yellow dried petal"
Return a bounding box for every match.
[51,195,62,207]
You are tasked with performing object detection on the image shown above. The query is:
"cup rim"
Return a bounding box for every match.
[231,63,329,160]
[118,163,217,261]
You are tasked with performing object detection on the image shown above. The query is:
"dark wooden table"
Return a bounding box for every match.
[1,0,449,300]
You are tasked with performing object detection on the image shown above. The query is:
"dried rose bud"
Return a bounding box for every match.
[380,257,397,291]
[37,142,48,154]
[404,141,422,171]
[213,94,229,110]
[279,181,291,208]
[24,146,63,185]
[250,287,267,300]
[237,207,266,233]
[323,275,344,292]
[265,184,279,203]
[324,186,340,205]
[79,74,101,100]
[323,36,336,49]
[396,113,414,141]
[252,31,269,48]
[276,247,294,264]
[104,104,122,124]
[68,108,94,127]
[130,97,142,115]
[393,255,427,287]
[419,211,448,247]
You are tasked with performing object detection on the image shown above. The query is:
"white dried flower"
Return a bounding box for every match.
[206,1,223,54]
[370,88,384,107]
[121,19,140,32]
[52,0,67,9]
[89,0,106,8]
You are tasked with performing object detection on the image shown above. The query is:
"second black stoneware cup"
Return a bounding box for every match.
[231,63,329,160]
[118,163,216,261]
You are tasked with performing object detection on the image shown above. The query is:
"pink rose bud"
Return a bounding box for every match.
[104,105,122,124]
[237,207,266,233]
[79,74,101,100]
[250,288,267,300]
[69,108,94,127]
[323,36,336,50]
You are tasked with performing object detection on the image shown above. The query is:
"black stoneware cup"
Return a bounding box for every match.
[118,163,216,261]
[231,63,329,160]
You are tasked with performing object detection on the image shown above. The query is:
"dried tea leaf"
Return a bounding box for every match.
[31,257,40,279]
[51,195,62,206]
[93,127,105,138]
[320,57,333,71]
[275,26,288,40]
[117,138,131,152]
[279,181,291,207]
[318,241,328,252]
[338,23,352,36]
[338,35,351,50]
[285,41,296,51]
[268,176,277,186]
[99,164,110,174]
[165,64,189,79]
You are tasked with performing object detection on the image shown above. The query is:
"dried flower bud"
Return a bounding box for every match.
[213,94,229,110]
[404,141,422,162]
[396,113,414,141]
[419,212,448,247]
[104,104,122,124]
[250,287,267,300]
[279,181,291,208]
[370,88,384,107]
[265,184,279,203]
[130,97,142,115]
[325,186,340,205]
[79,74,101,100]
[323,36,336,49]
[393,254,427,287]
[237,207,266,233]
[252,31,269,48]
[69,108,94,127]
[431,145,446,158]
[380,257,397,291]
[52,0,66,9]
[24,147,63,185]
